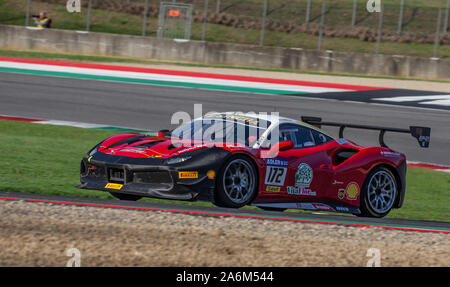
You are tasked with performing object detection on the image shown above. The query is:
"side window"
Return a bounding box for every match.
[279,124,315,149]
[279,127,297,143]
[311,129,333,146]
[263,124,329,149]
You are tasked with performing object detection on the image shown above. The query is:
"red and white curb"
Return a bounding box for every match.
[0,56,385,94]
[0,115,147,133]
[406,161,450,173]
[1,114,449,172]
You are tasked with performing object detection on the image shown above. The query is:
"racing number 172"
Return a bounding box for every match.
[265,166,287,186]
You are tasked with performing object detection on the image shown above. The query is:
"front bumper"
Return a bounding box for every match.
[77,151,222,201]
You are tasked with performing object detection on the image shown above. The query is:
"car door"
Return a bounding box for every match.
[266,124,334,202]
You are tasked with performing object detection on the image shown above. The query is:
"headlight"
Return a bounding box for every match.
[166,156,192,165]
[88,146,99,156]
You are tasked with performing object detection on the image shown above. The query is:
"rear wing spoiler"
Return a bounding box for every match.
[301,116,431,148]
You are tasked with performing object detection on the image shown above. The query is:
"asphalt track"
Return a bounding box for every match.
[0,72,449,165]
[1,191,449,233]
[0,71,449,232]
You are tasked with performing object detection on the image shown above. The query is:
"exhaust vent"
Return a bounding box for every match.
[333,148,359,166]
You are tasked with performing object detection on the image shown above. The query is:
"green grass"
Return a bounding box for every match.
[203,0,447,32]
[1,48,450,84]
[0,0,449,58]
[389,168,450,221]
[0,120,448,222]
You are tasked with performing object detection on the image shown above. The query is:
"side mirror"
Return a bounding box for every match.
[267,141,294,155]
[278,141,294,151]
[261,141,294,158]
[158,129,170,137]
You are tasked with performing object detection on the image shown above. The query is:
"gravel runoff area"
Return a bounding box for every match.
[0,200,448,267]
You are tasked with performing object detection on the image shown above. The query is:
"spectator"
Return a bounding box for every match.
[33,11,51,28]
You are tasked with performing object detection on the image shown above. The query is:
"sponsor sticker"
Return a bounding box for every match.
[380,151,401,157]
[266,158,289,167]
[295,163,313,187]
[338,189,345,199]
[105,183,123,190]
[287,186,316,196]
[345,182,360,200]
[148,155,163,158]
[335,206,350,212]
[266,186,281,192]
[336,138,348,145]
[205,113,260,126]
[264,158,288,186]
[333,180,344,185]
[174,145,206,155]
[295,202,335,212]
[120,148,147,154]
[207,170,216,179]
[312,203,335,212]
[178,171,198,179]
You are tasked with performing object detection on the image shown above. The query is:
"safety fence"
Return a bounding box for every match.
[1,0,449,58]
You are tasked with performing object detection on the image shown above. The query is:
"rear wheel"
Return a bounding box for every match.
[215,155,258,208]
[110,192,142,201]
[359,166,398,218]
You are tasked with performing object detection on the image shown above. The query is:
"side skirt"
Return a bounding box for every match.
[252,202,361,214]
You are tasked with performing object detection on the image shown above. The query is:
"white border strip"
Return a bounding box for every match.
[0,61,351,94]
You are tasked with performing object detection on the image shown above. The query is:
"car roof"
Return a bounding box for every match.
[205,112,332,135]
[205,111,294,124]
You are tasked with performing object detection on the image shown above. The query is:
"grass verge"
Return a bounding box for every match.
[1,48,449,84]
[0,120,448,222]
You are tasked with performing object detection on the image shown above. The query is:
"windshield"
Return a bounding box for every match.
[171,115,271,147]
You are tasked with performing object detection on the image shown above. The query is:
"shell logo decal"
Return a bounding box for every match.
[345,182,359,200]
[295,163,313,188]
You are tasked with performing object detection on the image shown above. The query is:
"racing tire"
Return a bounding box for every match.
[358,166,398,218]
[215,155,258,208]
[110,192,142,201]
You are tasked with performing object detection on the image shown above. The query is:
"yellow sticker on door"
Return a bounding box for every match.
[266,186,281,192]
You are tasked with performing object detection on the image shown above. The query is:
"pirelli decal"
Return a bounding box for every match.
[105,183,123,190]
[178,171,198,179]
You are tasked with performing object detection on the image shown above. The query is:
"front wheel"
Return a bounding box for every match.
[215,155,258,208]
[359,166,398,218]
[110,192,142,201]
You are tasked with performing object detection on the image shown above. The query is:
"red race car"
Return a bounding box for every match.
[78,112,430,218]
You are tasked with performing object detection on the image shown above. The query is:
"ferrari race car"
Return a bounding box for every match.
[78,112,431,217]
